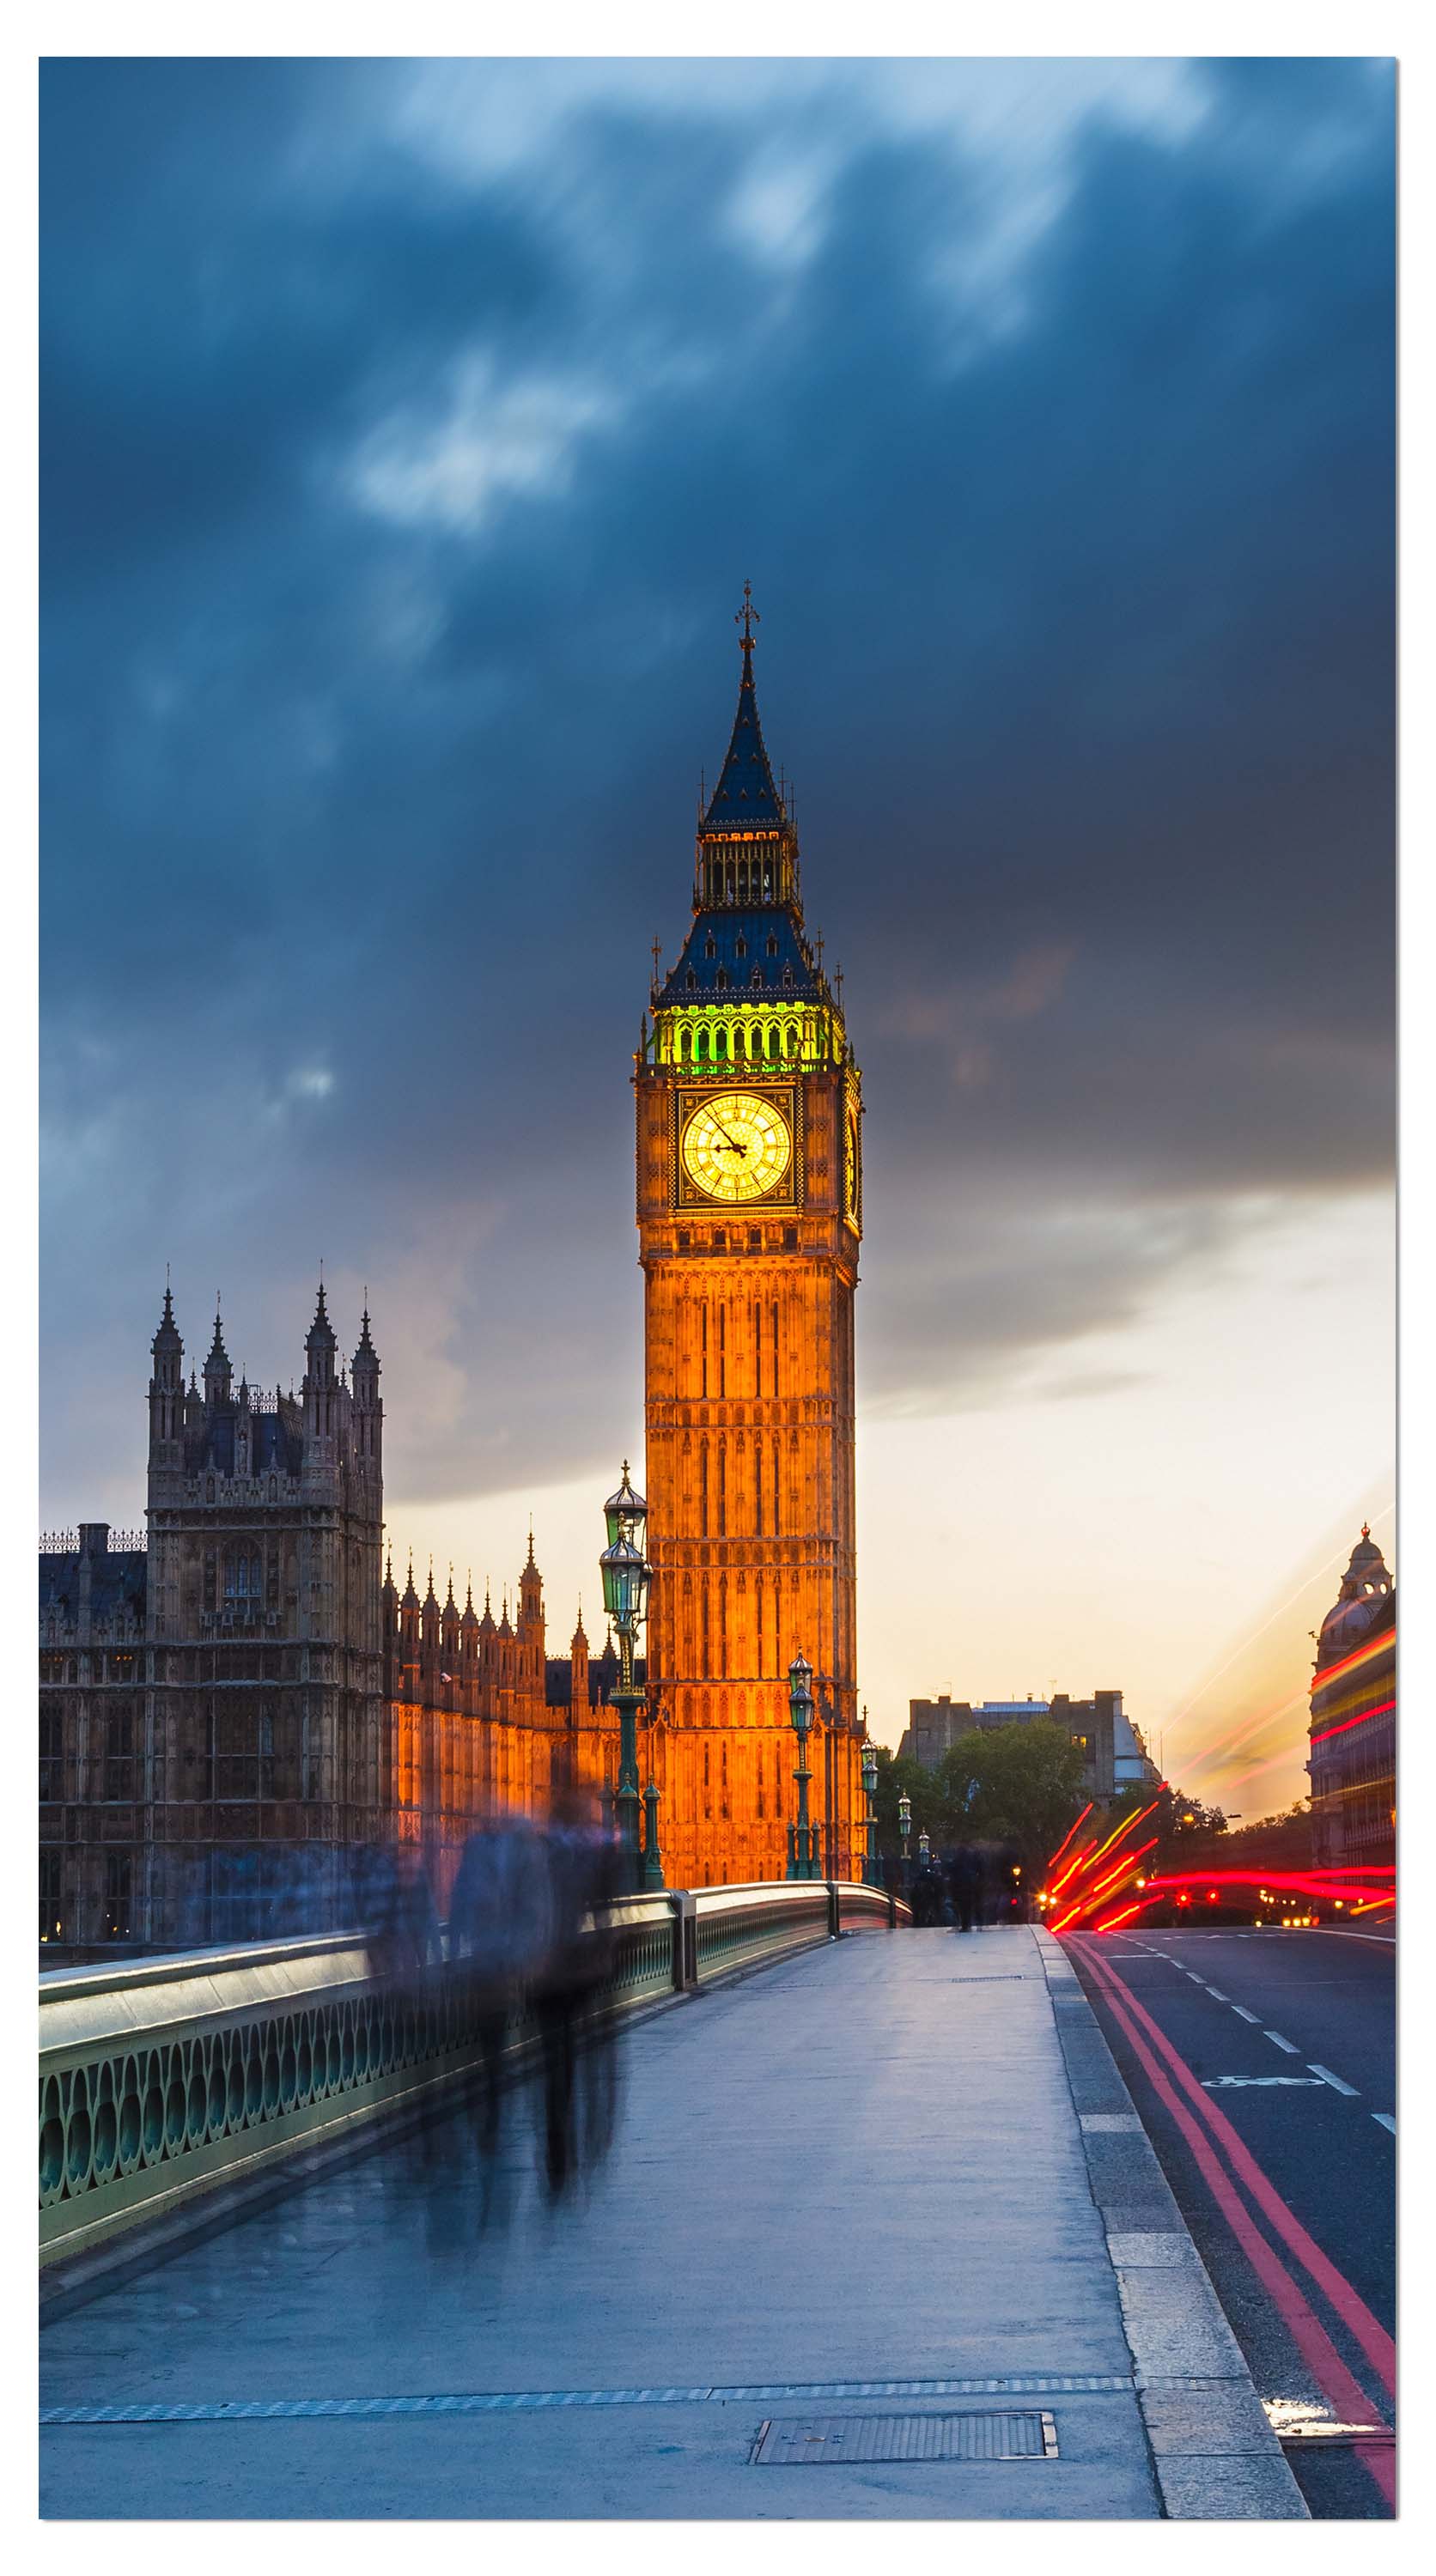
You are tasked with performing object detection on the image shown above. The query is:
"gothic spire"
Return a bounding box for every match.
[702,584,786,832]
[307,1279,336,1348]
[151,1279,183,1372]
[203,1300,232,1403]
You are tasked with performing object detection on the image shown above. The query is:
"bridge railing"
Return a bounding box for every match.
[40,1879,908,2267]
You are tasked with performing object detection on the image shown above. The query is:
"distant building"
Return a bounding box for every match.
[898,1688,1156,1807]
[1308,1526,1395,1868]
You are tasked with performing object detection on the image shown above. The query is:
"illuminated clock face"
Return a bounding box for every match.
[682,1091,793,1203]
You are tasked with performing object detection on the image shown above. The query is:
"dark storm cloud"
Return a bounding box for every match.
[40,58,1394,1513]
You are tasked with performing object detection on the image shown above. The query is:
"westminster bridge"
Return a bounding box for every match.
[38,1883,1306,2520]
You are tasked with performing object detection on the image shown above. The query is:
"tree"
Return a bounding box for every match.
[1217,1801,1312,1873]
[933,1721,1087,1873]
[1154,1789,1230,1865]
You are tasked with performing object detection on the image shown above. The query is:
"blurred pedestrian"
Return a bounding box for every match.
[449,1807,554,2212]
[532,1791,627,2196]
[947,1844,981,1934]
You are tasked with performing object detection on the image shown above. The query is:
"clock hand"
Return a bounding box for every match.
[709,1115,746,1154]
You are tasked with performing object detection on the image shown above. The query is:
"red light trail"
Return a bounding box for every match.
[1309,1698,1395,1747]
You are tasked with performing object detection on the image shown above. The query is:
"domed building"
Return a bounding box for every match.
[1308,1526,1395,1868]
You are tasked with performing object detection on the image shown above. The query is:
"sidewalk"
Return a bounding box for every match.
[40,1924,1281,2518]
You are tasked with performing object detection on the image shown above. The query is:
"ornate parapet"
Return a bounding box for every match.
[39,1881,906,2269]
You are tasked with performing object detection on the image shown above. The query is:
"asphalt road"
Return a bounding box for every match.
[1065,1923,1396,2520]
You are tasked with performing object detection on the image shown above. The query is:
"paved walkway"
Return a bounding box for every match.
[41,1926,1161,2518]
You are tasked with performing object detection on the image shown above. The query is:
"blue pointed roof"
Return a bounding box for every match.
[658,905,823,1006]
[703,635,786,830]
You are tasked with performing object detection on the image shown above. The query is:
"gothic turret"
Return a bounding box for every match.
[203,1304,233,1409]
[301,1279,339,1466]
[304,1280,338,1386]
[148,1283,185,1466]
[570,1605,589,1716]
[518,1529,543,1633]
[352,1305,380,1403]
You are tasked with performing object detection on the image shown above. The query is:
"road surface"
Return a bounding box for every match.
[1066,1923,1396,2518]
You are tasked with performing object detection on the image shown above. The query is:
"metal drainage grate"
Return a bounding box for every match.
[752,2410,1058,2466]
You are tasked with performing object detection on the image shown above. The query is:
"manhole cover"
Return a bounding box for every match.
[752,2410,1057,2465]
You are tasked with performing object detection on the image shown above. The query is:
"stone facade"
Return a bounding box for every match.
[381,1546,630,1916]
[40,1284,386,1947]
[1308,1526,1396,1868]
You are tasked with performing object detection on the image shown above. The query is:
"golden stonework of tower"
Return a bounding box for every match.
[636,593,865,1887]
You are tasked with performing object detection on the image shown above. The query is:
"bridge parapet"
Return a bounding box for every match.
[40,1880,906,2268]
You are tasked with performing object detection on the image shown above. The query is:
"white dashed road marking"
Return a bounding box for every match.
[1372,2113,1396,2136]
[1204,1987,1230,2000]
[1308,2064,1360,2098]
[1231,2006,1262,2024]
[1265,2031,1300,2054]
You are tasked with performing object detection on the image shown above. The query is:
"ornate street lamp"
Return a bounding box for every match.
[599,1462,662,1892]
[786,1649,818,1880]
[860,1725,881,1888]
[898,1790,912,1892]
[918,1827,930,1868]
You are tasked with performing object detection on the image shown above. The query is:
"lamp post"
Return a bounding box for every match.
[599,1462,662,1893]
[860,1729,881,1888]
[918,1827,930,1870]
[787,1650,818,1880]
[898,1791,912,1893]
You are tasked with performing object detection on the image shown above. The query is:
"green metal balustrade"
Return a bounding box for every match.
[39,1880,908,2267]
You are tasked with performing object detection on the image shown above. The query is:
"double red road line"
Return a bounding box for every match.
[1071,1936,1396,2512]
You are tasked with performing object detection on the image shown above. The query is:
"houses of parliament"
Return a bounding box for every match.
[39,606,867,1946]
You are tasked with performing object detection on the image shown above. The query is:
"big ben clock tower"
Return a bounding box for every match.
[636,592,864,1887]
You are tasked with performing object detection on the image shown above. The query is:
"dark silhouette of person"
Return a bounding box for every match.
[911,1859,942,1927]
[947,1844,981,1934]
[533,1792,627,2196]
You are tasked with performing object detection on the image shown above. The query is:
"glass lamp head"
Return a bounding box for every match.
[603,1461,647,1552]
[599,1534,650,1628]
